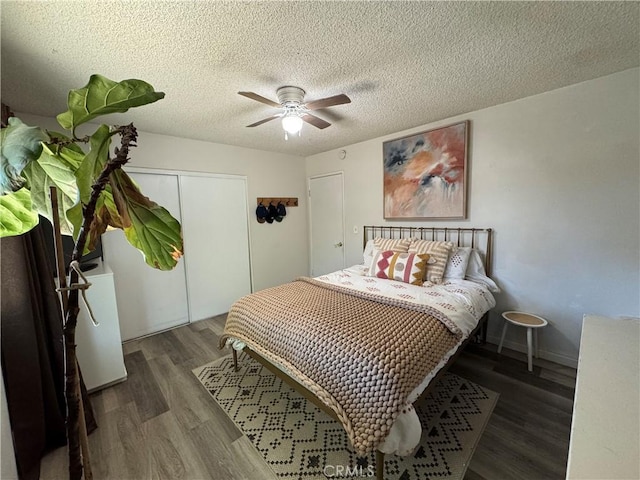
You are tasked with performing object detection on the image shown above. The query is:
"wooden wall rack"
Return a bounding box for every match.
[256,197,298,207]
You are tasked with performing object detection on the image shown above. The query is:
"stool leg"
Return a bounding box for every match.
[498,321,508,353]
[376,450,384,480]
[526,327,533,372]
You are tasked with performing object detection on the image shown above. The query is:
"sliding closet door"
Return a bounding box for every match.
[102,172,189,340]
[180,175,251,321]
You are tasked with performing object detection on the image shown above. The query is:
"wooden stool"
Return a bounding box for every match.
[498,311,548,372]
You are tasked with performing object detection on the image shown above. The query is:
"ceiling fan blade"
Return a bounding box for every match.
[305,94,351,111]
[246,114,280,127]
[238,91,281,108]
[301,113,331,129]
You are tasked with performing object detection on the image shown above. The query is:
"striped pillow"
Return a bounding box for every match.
[368,250,430,286]
[373,237,411,253]
[408,239,455,284]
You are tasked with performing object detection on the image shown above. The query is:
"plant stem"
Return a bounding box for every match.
[64,124,137,480]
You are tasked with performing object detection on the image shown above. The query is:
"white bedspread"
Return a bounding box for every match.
[315,265,496,337]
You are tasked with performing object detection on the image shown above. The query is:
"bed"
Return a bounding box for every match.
[219,226,498,479]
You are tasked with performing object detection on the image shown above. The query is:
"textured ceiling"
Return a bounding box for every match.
[2,1,639,157]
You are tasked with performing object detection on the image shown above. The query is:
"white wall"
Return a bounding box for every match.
[17,113,310,293]
[306,68,640,367]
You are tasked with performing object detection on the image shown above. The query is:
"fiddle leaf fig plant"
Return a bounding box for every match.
[0,74,183,480]
[0,74,181,267]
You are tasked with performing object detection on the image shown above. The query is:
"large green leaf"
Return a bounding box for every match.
[109,170,183,270]
[0,117,48,194]
[0,187,39,237]
[38,144,84,196]
[22,144,84,236]
[56,74,165,133]
[74,125,111,205]
[65,201,84,246]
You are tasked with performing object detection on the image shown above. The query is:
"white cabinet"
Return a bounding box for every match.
[103,170,252,340]
[75,260,127,392]
[566,315,640,480]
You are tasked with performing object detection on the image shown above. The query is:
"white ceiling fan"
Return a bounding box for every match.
[239,86,351,139]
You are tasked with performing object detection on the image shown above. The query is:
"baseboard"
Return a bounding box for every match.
[486,334,578,369]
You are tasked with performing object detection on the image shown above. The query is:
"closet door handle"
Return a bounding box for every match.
[334,242,343,248]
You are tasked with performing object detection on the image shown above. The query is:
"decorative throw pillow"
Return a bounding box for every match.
[373,237,411,253]
[443,246,472,280]
[368,250,430,286]
[408,239,454,284]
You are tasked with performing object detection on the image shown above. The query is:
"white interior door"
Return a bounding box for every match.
[180,175,252,321]
[309,172,345,276]
[102,172,189,340]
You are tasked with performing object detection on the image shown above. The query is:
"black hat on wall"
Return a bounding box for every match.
[277,202,287,219]
[256,203,268,223]
[268,204,281,222]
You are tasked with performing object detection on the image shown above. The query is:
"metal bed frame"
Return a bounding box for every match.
[232,225,494,480]
[362,225,493,276]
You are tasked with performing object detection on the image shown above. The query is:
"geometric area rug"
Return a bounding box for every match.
[193,354,498,480]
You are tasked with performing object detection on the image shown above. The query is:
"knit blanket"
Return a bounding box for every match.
[219,277,460,455]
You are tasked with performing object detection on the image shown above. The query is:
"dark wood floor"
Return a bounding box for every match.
[41,314,576,479]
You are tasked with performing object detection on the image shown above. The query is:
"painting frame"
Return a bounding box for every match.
[383,120,469,220]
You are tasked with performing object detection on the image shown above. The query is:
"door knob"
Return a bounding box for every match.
[334,242,343,248]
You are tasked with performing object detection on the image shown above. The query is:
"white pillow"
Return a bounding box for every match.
[363,239,377,265]
[465,249,500,292]
[443,247,472,280]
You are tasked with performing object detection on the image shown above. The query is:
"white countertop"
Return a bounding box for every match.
[566,314,640,480]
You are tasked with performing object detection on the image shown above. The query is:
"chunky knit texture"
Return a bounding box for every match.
[219,277,460,455]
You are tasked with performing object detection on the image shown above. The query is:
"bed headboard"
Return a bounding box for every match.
[362,226,493,276]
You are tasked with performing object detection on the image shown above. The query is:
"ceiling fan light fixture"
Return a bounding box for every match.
[240,86,350,137]
[282,113,303,136]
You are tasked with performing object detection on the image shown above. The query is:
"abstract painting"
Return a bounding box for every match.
[383,121,468,219]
